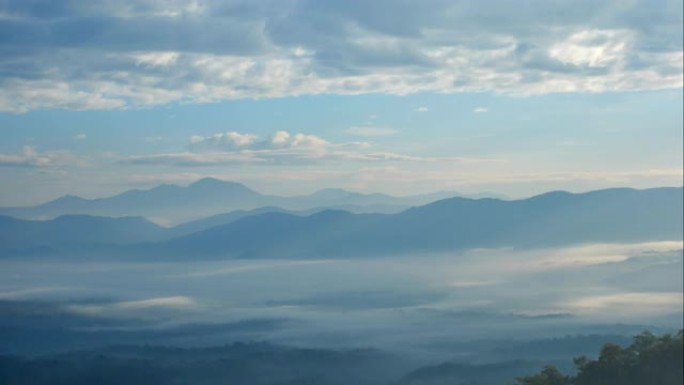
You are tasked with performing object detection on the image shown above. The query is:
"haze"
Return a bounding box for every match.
[0,1,682,384]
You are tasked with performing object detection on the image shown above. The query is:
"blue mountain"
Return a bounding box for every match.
[0,178,461,224]
[150,187,683,259]
[0,214,166,256]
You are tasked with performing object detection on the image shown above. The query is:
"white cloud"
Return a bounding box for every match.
[122,130,501,167]
[174,260,338,278]
[473,107,489,113]
[74,133,87,140]
[115,296,197,310]
[289,133,329,149]
[133,51,181,67]
[0,146,52,167]
[416,106,429,112]
[345,126,399,137]
[125,151,263,166]
[189,131,258,150]
[0,286,76,299]
[271,131,291,146]
[0,146,81,167]
[0,79,126,113]
[68,296,199,316]
[561,292,683,316]
[0,0,680,112]
[549,29,631,68]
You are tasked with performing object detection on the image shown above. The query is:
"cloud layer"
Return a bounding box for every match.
[0,146,80,167]
[0,0,681,112]
[124,130,499,166]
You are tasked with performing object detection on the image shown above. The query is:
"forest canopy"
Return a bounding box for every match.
[516,331,684,385]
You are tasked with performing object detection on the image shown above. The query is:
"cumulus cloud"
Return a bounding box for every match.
[125,131,334,165]
[189,131,330,152]
[122,130,498,166]
[0,0,680,112]
[189,131,258,150]
[473,107,489,113]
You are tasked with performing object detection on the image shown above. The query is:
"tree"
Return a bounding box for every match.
[516,331,683,385]
[515,365,570,385]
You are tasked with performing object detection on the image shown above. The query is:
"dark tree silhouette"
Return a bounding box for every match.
[515,331,684,385]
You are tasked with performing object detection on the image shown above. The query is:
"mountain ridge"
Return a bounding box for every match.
[0,178,495,224]
[148,186,684,259]
[1,186,680,259]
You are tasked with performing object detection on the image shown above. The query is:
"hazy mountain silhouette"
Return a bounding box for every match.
[0,178,490,225]
[0,215,166,256]
[150,187,683,259]
[1,187,680,259]
[0,178,264,224]
[164,206,299,238]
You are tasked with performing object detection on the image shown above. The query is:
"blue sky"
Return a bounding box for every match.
[0,0,682,205]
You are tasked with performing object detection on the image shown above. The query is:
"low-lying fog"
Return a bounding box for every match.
[1,241,682,359]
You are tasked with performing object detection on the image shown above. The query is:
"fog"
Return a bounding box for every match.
[1,241,681,362]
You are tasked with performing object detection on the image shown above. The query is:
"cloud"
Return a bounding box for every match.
[122,130,499,166]
[0,146,81,167]
[124,151,263,166]
[415,106,429,112]
[561,292,683,316]
[68,296,199,316]
[0,0,680,112]
[473,107,489,113]
[74,133,87,140]
[189,131,258,150]
[0,146,52,167]
[347,166,684,193]
[173,260,338,278]
[188,131,330,153]
[124,131,335,166]
[114,296,197,310]
[345,126,398,137]
[0,286,77,300]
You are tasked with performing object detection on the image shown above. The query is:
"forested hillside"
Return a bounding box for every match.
[516,331,683,385]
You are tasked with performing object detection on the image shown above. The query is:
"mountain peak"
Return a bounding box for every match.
[34,194,90,210]
[190,177,228,187]
[55,194,88,203]
[186,178,261,199]
[190,177,253,189]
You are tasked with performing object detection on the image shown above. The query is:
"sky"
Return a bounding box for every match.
[0,0,682,206]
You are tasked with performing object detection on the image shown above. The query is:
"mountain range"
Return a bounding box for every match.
[0,178,490,225]
[1,186,681,259]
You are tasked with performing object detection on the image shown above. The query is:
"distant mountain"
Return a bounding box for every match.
[0,215,166,256]
[0,178,264,224]
[2,187,680,259]
[164,206,299,239]
[0,178,484,225]
[148,187,683,259]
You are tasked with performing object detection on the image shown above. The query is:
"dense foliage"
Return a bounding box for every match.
[516,331,683,385]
